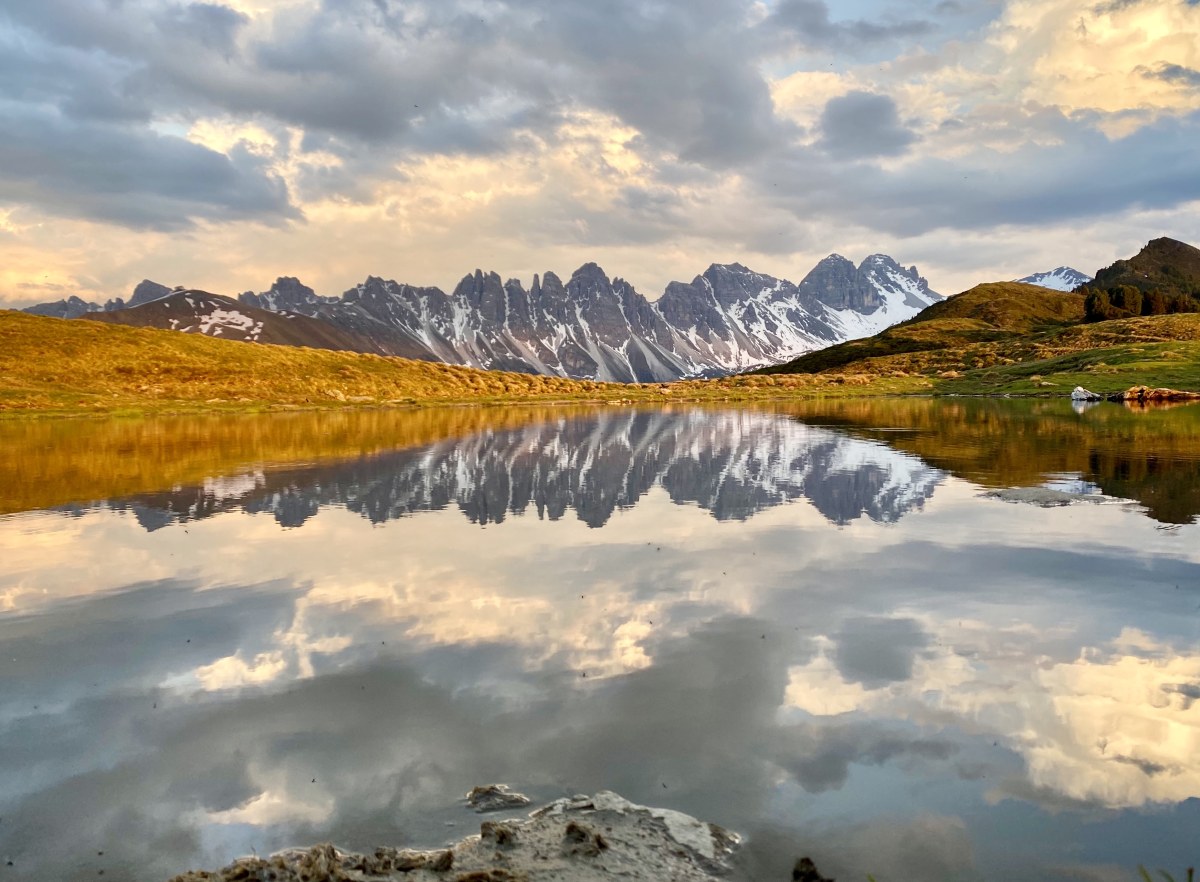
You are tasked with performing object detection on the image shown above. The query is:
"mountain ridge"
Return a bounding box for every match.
[21,254,942,382]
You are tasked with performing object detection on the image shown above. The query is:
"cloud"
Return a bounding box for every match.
[817,90,918,158]
[0,106,299,230]
[1139,61,1200,88]
[765,0,935,48]
[1,0,1199,307]
[834,616,929,687]
[758,109,1200,237]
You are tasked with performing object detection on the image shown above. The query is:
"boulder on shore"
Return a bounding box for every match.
[166,791,747,882]
[1110,385,1200,403]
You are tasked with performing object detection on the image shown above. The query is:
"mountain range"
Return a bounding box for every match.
[23,254,943,381]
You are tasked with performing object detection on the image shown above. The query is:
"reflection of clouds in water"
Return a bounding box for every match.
[3,412,1200,879]
[787,617,1200,810]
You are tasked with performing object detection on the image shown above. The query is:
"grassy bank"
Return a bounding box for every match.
[5,303,1200,420]
[0,310,929,417]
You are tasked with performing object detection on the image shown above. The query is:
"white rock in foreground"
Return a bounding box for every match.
[167,791,743,881]
[1071,386,1101,401]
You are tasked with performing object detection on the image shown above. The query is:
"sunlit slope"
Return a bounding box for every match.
[0,310,601,413]
[759,282,1086,375]
[758,282,1200,394]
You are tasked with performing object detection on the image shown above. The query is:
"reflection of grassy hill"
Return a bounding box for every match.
[759,280,1200,396]
[0,406,608,515]
[784,397,1200,524]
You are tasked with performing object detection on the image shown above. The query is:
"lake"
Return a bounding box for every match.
[1,399,1198,881]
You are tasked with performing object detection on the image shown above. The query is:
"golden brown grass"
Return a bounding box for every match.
[0,310,928,417]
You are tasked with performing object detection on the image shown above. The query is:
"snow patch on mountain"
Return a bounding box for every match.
[1015,267,1092,291]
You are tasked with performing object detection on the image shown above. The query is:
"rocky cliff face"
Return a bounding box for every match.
[23,254,942,380]
[231,255,941,380]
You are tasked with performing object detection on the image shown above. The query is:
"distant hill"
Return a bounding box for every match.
[759,282,1085,375]
[82,289,383,353]
[1090,237,1200,297]
[22,280,173,319]
[1015,267,1092,291]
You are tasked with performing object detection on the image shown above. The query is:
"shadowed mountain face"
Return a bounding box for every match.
[64,410,944,531]
[22,256,941,381]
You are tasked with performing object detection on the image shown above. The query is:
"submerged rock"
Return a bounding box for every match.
[981,487,1120,507]
[166,791,743,881]
[465,783,532,813]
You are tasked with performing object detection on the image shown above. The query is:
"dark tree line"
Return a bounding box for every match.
[1080,284,1200,322]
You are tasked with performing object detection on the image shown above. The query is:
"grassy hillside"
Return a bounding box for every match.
[758,279,1200,396]
[1091,237,1200,297]
[1,309,927,416]
[760,282,1086,375]
[0,309,604,414]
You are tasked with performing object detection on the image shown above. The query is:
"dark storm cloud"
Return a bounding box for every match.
[818,90,918,158]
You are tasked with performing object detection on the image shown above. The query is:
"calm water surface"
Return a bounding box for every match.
[1,399,1199,881]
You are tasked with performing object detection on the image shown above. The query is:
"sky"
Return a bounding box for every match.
[1,0,1199,309]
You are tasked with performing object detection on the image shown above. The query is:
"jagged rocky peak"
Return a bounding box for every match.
[453,269,508,323]
[128,279,173,308]
[239,277,329,314]
[701,263,782,308]
[22,294,103,319]
[568,261,616,295]
[799,254,882,312]
[859,254,940,308]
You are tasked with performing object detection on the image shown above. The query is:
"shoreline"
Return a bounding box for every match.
[165,790,753,882]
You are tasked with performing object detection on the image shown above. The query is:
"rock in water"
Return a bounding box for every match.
[1071,386,1101,401]
[1115,385,1200,403]
[165,791,743,881]
[793,856,836,881]
[465,783,532,813]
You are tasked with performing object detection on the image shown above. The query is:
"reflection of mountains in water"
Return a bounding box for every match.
[96,411,945,530]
